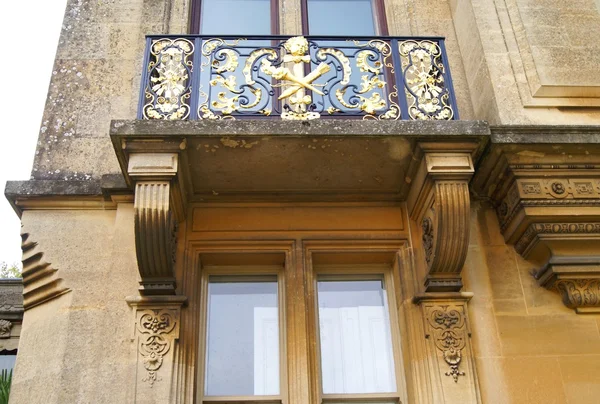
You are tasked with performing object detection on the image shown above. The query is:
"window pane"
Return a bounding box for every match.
[201,0,271,35]
[307,0,376,35]
[205,277,279,396]
[317,279,396,394]
[0,355,16,372]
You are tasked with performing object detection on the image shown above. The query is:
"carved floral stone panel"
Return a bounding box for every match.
[134,307,181,387]
[424,304,468,382]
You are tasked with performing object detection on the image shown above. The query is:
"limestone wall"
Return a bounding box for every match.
[465,202,600,403]
[450,0,600,125]
[32,0,189,181]
[10,206,139,403]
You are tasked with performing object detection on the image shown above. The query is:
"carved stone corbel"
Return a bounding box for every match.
[128,153,185,295]
[408,148,475,292]
[472,129,600,313]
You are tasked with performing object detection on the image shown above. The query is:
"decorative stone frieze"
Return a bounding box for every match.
[20,232,70,310]
[473,127,600,313]
[408,145,476,292]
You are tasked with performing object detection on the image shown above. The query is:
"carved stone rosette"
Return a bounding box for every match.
[472,134,600,313]
[408,149,475,292]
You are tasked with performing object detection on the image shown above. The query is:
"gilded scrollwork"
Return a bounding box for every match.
[426,305,467,382]
[399,40,453,120]
[138,35,456,120]
[143,38,194,120]
[136,309,177,386]
[201,38,272,118]
[316,48,352,85]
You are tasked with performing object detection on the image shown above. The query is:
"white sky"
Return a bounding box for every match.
[0,1,68,266]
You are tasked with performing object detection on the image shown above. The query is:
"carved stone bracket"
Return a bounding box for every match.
[128,153,185,296]
[408,147,476,292]
[473,133,600,313]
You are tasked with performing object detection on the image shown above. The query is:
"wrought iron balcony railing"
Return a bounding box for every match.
[138,35,459,121]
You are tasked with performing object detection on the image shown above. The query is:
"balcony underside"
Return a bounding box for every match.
[111,119,489,203]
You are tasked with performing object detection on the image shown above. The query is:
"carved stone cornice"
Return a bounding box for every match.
[408,145,476,292]
[20,232,71,310]
[128,153,185,296]
[473,131,600,313]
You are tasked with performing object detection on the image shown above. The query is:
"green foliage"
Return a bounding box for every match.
[0,369,12,404]
[0,263,21,279]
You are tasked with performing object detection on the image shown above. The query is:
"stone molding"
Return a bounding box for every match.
[408,147,476,292]
[20,232,71,310]
[128,153,185,296]
[473,137,600,313]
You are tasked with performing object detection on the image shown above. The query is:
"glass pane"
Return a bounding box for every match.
[307,0,376,36]
[317,279,396,394]
[0,355,16,372]
[201,0,271,35]
[205,276,279,396]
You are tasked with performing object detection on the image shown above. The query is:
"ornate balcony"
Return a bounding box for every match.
[138,35,459,121]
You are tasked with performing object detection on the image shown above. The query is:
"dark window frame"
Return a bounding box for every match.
[300,0,389,35]
[189,0,280,34]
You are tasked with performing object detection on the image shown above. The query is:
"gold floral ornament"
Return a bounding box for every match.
[143,38,194,120]
[399,40,453,120]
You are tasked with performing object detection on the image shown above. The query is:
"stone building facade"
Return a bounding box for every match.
[4,0,600,403]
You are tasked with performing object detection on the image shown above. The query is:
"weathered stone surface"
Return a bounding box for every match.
[111,119,491,137]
